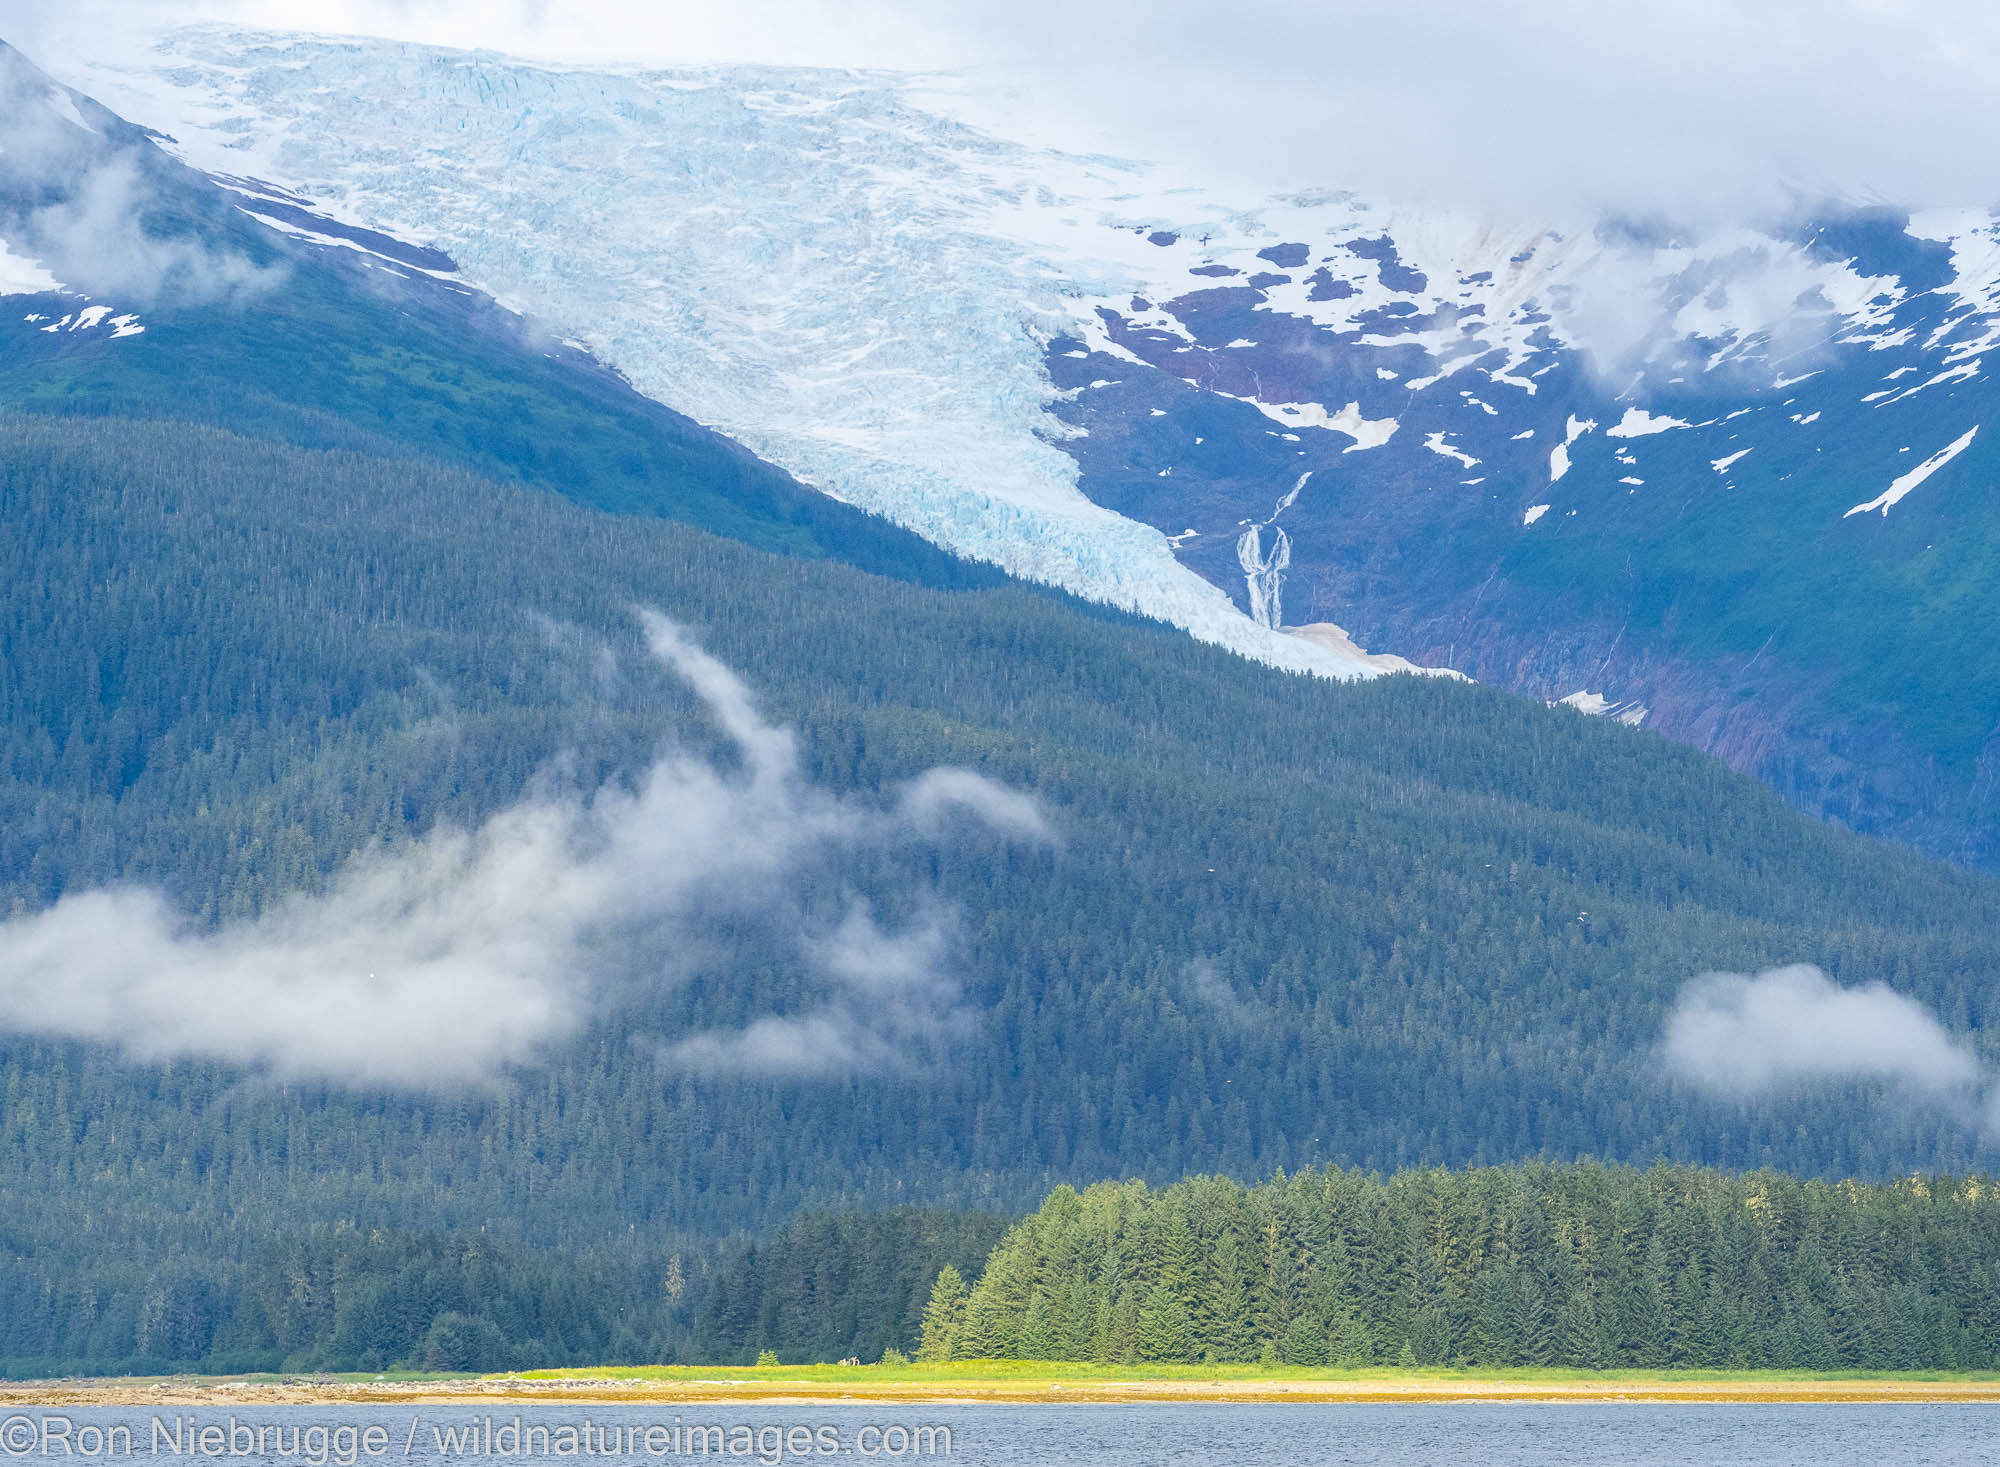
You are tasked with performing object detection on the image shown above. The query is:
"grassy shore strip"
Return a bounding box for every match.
[508,1363,2000,1403]
[9,1365,2000,1406]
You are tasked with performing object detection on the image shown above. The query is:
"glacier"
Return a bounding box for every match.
[65,28,1410,678]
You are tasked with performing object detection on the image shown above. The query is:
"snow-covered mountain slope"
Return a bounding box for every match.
[58,27,2000,864]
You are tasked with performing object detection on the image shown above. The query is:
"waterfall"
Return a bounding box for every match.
[1236,523,1291,630]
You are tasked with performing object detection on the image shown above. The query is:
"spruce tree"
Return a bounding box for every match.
[915,1266,968,1363]
[1554,1286,1605,1369]
[1199,1231,1255,1362]
[1018,1292,1056,1361]
[1136,1283,1195,1362]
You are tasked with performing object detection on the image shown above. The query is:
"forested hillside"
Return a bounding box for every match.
[692,1209,1012,1367]
[0,1208,1006,1378]
[923,1166,2000,1372]
[4,411,2000,1373]
[0,1229,674,1378]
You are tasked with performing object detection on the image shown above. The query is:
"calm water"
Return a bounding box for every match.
[8,1403,1994,1466]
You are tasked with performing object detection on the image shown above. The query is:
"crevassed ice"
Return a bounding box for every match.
[69,29,1391,677]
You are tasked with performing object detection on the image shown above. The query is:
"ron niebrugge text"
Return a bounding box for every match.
[0,1416,954,1461]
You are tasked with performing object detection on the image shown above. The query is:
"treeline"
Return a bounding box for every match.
[917,1165,2000,1370]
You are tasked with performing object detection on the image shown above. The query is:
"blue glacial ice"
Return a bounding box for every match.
[74,29,1399,675]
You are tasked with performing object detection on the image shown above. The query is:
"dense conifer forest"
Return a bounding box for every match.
[692,1209,1012,1367]
[5,412,2000,1373]
[918,1166,2000,1372]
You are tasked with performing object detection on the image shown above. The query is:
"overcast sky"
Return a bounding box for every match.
[6,0,1999,221]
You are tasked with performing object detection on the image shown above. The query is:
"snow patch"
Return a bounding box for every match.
[1217,392,1400,450]
[44,86,95,134]
[1550,414,1597,480]
[1844,427,1979,518]
[1873,358,1983,407]
[35,303,142,336]
[1556,691,1647,726]
[1606,407,1690,438]
[1423,431,1479,468]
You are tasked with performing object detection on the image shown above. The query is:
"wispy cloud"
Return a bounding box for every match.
[27,154,284,305]
[1184,958,1258,1031]
[0,611,1047,1089]
[659,906,963,1078]
[1661,964,1991,1121]
[0,50,282,306]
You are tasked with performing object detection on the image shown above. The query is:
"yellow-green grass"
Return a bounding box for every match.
[502,1361,2000,1403]
[10,1363,2000,1405]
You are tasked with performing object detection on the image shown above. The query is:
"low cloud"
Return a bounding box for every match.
[1661,964,1989,1118]
[0,55,283,307]
[1547,234,1895,388]
[660,906,961,1078]
[26,153,285,306]
[1184,958,1258,1031]
[908,0,2000,224]
[26,0,2000,224]
[0,611,1046,1089]
[898,767,1048,841]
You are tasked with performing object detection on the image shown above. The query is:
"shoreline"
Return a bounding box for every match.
[8,1373,2000,1407]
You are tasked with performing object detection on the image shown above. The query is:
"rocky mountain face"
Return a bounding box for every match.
[1046,203,2000,864]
